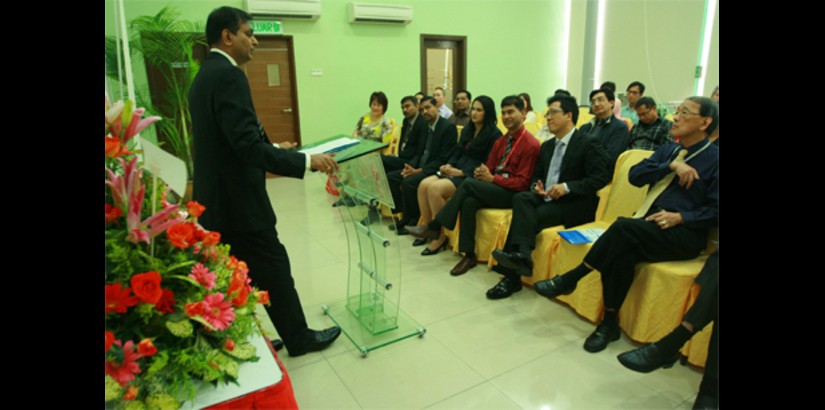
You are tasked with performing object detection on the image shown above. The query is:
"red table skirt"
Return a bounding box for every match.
[206,335,298,409]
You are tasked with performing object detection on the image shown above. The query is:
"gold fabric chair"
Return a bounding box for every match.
[576,107,594,128]
[523,121,539,136]
[444,209,513,263]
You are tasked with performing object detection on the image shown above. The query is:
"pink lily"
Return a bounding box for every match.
[106,99,125,138]
[121,107,161,143]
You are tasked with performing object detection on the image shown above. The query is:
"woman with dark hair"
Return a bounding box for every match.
[353,91,396,145]
[519,92,536,123]
[414,95,502,255]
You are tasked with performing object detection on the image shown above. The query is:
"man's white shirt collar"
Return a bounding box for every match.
[211,48,238,67]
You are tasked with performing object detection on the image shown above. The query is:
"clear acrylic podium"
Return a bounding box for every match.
[307,136,426,357]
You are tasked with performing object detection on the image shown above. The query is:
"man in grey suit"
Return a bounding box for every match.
[189,6,340,357]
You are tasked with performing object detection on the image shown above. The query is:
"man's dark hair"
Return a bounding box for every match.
[369,91,388,114]
[415,91,425,97]
[421,95,437,106]
[685,96,719,135]
[501,95,525,111]
[434,86,445,94]
[455,89,472,101]
[590,88,615,102]
[206,7,252,46]
[547,95,579,126]
[401,95,418,106]
[627,81,646,94]
[636,96,657,110]
[600,81,617,93]
[553,89,572,97]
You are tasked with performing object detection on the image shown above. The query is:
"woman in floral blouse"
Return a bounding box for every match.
[353,91,396,146]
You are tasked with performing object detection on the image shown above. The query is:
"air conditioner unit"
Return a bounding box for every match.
[244,0,321,21]
[348,2,413,25]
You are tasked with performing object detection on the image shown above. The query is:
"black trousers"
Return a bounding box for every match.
[221,228,309,352]
[435,178,517,254]
[504,191,566,252]
[684,250,718,331]
[584,217,707,310]
[383,156,407,213]
[399,173,429,224]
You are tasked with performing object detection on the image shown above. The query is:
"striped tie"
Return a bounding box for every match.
[495,136,514,173]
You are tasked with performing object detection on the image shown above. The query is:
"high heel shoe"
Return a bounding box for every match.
[421,239,448,256]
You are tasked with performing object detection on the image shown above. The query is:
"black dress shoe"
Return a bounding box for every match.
[396,226,410,235]
[617,344,679,373]
[421,239,448,256]
[412,238,428,246]
[492,250,533,277]
[288,326,342,357]
[450,255,478,276]
[583,322,621,353]
[533,276,577,299]
[271,338,284,351]
[486,276,523,299]
[407,224,440,239]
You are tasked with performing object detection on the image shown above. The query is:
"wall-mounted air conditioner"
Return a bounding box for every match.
[348,2,413,25]
[244,0,321,21]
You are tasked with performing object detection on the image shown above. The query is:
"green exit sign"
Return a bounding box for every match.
[251,20,283,35]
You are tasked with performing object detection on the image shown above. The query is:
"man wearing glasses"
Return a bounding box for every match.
[580,88,630,178]
[489,95,609,299]
[621,81,645,125]
[628,96,673,151]
[531,96,718,354]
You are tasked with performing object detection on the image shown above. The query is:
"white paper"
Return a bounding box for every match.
[299,137,360,156]
[139,137,187,197]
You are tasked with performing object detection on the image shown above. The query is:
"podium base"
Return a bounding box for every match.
[322,299,426,358]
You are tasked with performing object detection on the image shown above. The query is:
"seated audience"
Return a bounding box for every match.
[407,96,540,276]
[434,86,454,119]
[532,96,718,355]
[416,95,502,255]
[519,92,537,123]
[448,89,473,127]
[621,81,645,125]
[384,96,427,211]
[353,91,396,143]
[489,95,609,299]
[579,88,631,177]
[600,81,623,120]
[627,96,673,150]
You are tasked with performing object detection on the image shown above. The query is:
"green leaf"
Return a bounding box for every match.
[105,374,124,401]
[224,342,257,360]
[145,351,169,377]
[114,400,147,410]
[164,274,200,287]
[189,315,216,331]
[165,318,193,338]
[144,393,180,410]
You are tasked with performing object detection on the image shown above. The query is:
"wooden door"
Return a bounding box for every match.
[420,35,467,104]
[244,36,301,146]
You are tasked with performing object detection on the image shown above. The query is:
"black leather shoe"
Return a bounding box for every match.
[271,338,284,351]
[396,226,410,235]
[288,326,342,357]
[450,255,478,276]
[412,238,428,246]
[533,276,576,299]
[584,322,621,353]
[617,344,678,373]
[486,276,523,299]
[492,250,533,277]
[407,224,440,239]
[421,239,448,255]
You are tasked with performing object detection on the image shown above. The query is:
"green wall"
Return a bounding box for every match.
[105,0,718,146]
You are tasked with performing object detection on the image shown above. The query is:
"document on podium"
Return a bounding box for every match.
[558,228,606,245]
[299,137,360,156]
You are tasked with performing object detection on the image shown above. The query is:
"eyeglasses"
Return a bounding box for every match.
[674,106,700,117]
[547,108,564,115]
[590,96,608,104]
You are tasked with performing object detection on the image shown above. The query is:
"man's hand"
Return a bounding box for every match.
[670,161,699,189]
[645,210,684,230]
[547,183,568,200]
[310,153,338,175]
[534,180,549,198]
[277,141,298,150]
[440,164,463,177]
[401,163,422,178]
[473,164,494,182]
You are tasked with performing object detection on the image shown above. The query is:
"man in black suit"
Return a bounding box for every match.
[188,6,341,357]
[392,95,457,234]
[580,88,630,178]
[489,95,609,299]
[384,96,426,212]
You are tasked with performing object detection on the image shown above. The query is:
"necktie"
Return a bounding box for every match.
[544,140,565,202]
[420,127,435,166]
[633,149,688,218]
[495,136,514,173]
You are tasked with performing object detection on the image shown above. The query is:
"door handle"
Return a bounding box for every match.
[282,108,293,113]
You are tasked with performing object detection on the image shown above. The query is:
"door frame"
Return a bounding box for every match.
[419,34,467,96]
[247,34,302,145]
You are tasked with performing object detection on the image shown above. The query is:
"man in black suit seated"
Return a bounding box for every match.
[391,96,457,235]
[384,96,426,217]
[189,6,341,357]
[490,95,609,299]
[579,88,630,178]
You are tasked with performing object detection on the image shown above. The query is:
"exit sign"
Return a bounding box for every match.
[251,20,283,35]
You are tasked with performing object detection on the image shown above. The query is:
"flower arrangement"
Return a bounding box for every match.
[105,97,268,409]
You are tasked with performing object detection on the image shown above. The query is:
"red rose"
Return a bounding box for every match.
[105,283,140,314]
[187,201,206,218]
[255,290,270,305]
[155,289,175,314]
[138,338,158,356]
[105,136,122,158]
[228,271,250,307]
[202,231,221,247]
[105,204,122,225]
[167,223,196,249]
[130,271,163,304]
[105,331,115,352]
[123,385,138,401]
[224,338,235,351]
[185,301,204,317]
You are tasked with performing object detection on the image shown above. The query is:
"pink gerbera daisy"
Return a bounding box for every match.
[189,263,217,290]
[201,292,235,331]
[105,340,143,387]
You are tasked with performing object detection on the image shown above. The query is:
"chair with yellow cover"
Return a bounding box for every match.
[535,110,546,127]
[380,118,400,156]
[523,121,539,136]
[577,107,594,129]
[620,116,633,131]
[444,208,513,263]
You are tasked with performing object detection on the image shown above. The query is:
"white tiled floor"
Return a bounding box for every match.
[256,175,705,409]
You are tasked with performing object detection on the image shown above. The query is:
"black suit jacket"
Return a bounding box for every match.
[418,117,458,175]
[531,129,610,227]
[398,114,427,165]
[189,52,306,233]
[579,114,630,176]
